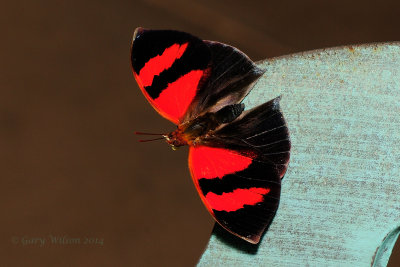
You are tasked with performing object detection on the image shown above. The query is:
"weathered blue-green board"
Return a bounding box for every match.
[198,43,400,267]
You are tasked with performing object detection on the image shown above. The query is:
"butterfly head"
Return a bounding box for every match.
[165,130,188,150]
[135,127,193,150]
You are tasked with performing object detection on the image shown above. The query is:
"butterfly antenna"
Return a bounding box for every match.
[138,137,165,142]
[135,131,166,136]
[135,131,167,142]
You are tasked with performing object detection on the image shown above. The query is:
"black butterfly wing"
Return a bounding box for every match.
[131,28,264,124]
[131,28,210,124]
[188,97,290,243]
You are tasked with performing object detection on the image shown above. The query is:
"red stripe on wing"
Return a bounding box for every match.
[134,69,203,124]
[138,43,188,87]
[205,187,270,212]
[189,146,253,179]
[154,70,203,123]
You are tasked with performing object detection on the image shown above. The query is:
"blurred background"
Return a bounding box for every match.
[1,0,399,266]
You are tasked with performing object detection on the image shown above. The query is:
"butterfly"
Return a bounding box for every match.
[131,27,290,244]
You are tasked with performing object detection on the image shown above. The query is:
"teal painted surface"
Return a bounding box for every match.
[198,43,400,266]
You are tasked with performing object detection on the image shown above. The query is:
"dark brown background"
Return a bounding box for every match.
[1,0,399,266]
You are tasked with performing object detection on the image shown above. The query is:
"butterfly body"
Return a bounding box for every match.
[166,103,245,148]
[131,27,290,244]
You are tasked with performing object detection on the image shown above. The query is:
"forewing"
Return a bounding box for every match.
[189,146,281,244]
[188,97,290,244]
[131,28,264,124]
[131,28,211,124]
